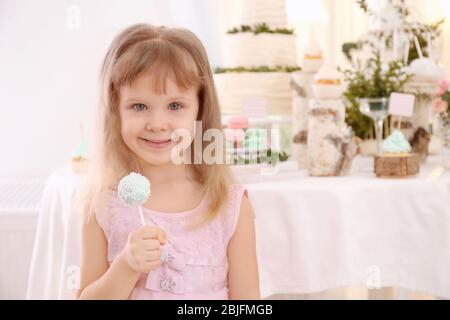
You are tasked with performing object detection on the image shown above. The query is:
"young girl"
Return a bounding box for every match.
[76,24,260,300]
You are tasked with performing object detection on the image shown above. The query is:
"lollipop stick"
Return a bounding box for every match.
[138,205,146,226]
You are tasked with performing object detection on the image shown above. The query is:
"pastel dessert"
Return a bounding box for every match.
[70,140,89,174]
[118,172,151,206]
[383,129,412,154]
[374,130,420,178]
[117,172,151,226]
[227,116,249,130]
[312,63,344,99]
[225,128,246,150]
[244,128,267,152]
[301,41,324,73]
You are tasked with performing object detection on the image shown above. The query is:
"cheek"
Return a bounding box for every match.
[184,108,199,137]
[119,114,141,141]
[173,104,199,130]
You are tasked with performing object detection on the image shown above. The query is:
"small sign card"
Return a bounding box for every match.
[388,92,415,117]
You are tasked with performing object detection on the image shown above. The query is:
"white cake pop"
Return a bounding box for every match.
[118,172,151,225]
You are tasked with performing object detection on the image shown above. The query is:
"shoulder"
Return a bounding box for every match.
[226,183,248,216]
[228,183,247,202]
[223,183,253,241]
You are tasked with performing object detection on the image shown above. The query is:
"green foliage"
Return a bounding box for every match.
[442,91,450,118]
[227,23,294,35]
[357,0,410,18]
[340,51,412,139]
[437,92,450,142]
[356,0,369,13]
[232,149,290,165]
[342,42,359,62]
[215,66,301,73]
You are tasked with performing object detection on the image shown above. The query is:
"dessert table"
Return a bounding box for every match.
[245,155,450,299]
[26,155,450,299]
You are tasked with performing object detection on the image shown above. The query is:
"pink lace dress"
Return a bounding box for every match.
[94,183,247,300]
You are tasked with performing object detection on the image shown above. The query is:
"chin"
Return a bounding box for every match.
[137,154,171,166]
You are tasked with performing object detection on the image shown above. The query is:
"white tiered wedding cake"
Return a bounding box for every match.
[214,0,299,116]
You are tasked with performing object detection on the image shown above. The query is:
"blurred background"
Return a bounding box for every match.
[1,0,450,179]
[1,0,450,300]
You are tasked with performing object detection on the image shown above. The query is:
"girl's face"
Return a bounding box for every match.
[119,72,199,166]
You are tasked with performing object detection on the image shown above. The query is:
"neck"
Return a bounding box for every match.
[137,160,195,186]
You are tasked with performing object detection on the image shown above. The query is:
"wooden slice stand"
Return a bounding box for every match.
[374,154,420,178]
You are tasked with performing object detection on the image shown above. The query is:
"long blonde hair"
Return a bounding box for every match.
[77,23,233,226]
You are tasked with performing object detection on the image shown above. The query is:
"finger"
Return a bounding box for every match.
[143,250,161,262]
[155,227,166,245]
[141,240,161,251]
[140,226,159,239]
[142,260,162,272]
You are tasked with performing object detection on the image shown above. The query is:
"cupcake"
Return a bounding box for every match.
[383,130,412,155]
[374,130,420,178]
[312,63,345,99]
[71,140,89,174]
[301,41,324,73]
[225,116,248,151]
[227,116,249,130]
[225,128,246,150]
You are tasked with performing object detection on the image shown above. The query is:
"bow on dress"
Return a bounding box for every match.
[145,240,186,294]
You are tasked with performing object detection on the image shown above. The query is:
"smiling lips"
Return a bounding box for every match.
[140,137,174,149]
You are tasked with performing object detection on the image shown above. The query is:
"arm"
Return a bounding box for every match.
[227,192,261,300]
[76,213,141,300]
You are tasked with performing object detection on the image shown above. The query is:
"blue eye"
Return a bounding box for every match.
[133,103,147,111]
[168,102,183,111]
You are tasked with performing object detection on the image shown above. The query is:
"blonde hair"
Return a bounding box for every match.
[77,23,233,227]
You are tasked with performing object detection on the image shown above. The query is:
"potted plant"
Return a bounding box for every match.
[340,51,412,155]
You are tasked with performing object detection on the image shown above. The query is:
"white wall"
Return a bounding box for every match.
[0,0,223,179]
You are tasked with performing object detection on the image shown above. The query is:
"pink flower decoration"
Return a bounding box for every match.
[432,98,449,114]
[437,79,449,96]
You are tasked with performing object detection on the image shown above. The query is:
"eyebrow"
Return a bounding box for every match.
[124,96,192,103]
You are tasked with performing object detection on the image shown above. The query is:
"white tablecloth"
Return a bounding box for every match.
[26,156,450,299]
[26,168,84,300]
[249,156,450,299]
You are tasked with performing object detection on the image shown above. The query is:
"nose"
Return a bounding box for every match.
[145,108,170,132]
